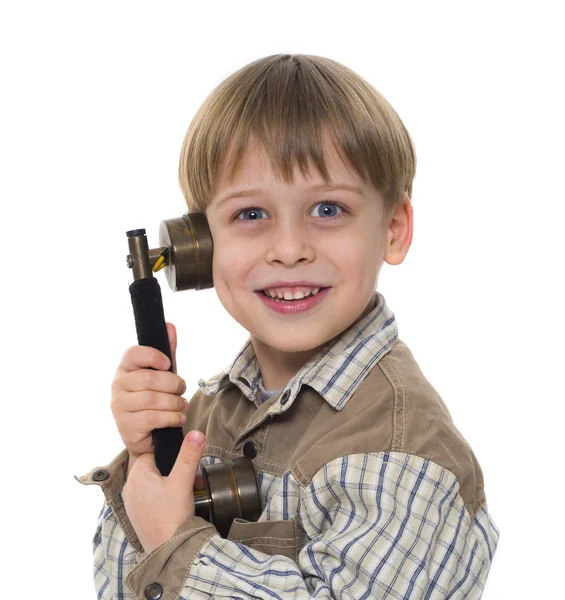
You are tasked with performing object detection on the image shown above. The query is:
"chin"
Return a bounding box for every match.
[258,329,335,354]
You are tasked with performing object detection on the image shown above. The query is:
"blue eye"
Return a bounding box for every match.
[311,202,343,219]
[235,207,268,221]
[234,201,345,222]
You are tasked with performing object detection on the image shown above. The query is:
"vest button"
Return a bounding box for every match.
[93,469,109,482]
[280,390,291,406]
[144,582,163,599]
[243,441,258,459]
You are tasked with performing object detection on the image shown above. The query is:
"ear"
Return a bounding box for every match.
[383,192,413,266]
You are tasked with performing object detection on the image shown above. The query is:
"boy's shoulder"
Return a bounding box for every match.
[294,337,486,519]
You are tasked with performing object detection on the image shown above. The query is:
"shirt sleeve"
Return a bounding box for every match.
[88,451,499,599]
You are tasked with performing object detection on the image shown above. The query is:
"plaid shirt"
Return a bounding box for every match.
[76,291,500,599]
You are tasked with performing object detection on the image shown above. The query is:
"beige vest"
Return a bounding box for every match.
[179,336,487,559]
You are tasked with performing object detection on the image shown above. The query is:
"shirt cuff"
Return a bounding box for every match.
[74,447,144,552]
[124,515,217,599]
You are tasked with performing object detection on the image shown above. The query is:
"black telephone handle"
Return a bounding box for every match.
[128,276,184,476]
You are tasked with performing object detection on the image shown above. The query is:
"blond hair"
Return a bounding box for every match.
[178,54,416,223]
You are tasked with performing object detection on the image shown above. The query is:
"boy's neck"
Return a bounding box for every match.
[254,341,321,392]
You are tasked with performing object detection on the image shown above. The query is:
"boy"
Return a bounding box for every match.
[75,53,500,598]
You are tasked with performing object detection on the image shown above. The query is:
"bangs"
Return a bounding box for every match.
[179,54,416,221]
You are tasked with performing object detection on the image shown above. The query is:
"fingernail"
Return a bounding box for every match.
[188,430,205,446]
[183,399,189,410]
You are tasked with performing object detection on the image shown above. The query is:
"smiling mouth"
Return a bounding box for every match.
[257,288,331,300]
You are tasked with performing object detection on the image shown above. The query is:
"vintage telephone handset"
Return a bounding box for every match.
[125,212,261,537]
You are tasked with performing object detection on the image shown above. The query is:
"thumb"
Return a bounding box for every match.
[165,321,177,374]
[168,430,205,487]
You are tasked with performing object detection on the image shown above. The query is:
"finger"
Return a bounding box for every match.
[165,322,177,375]
[168,430,205,490]
[122,390,188,415]
[194,474,205,491]
[134,451,161,476]
[116,369,186,396]
[116,345,172,374]
[123,408,187,431]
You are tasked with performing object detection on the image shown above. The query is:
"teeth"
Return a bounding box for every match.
[264,287,321,300]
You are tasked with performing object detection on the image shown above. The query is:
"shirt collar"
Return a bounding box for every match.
[197,290,398,413]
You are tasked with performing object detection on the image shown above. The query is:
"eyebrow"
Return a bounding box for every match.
[215,183,364,210]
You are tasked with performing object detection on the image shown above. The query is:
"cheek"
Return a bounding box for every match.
[331,237,371,265]
[212,250,228,286]
[331,236,380,283]
[212,243,250,291]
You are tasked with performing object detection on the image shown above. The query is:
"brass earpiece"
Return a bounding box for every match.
[126,211,214,291]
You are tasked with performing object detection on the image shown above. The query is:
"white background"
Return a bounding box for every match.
[1,1,563,597]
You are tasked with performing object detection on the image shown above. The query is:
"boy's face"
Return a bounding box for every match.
[205,134,406,361]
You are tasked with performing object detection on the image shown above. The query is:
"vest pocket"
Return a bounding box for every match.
[227,516,305,562]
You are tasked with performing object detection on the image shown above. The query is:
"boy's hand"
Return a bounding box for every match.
[110,322,188,470]
[122,429,207,554]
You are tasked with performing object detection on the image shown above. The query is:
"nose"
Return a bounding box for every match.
[264,220,315,266]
